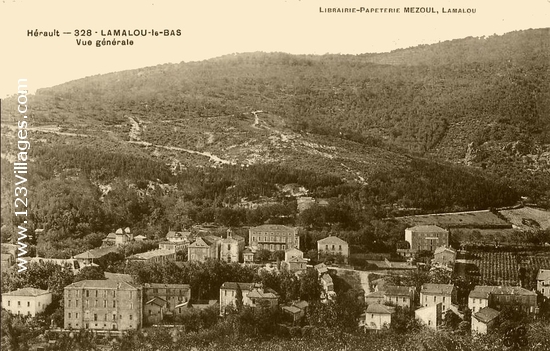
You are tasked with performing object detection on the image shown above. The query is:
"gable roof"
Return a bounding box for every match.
[220,282,255,291]
[74,246,118,259]
[282,305,302,314]
[366,303,395,314]
[104,272,133,283]
[434,246,457,255]
[65,280,138,290]
[317,236,348,245]
[407,225,448,233]
[421,284,454,295]
[146,297,168,307]
[384,286,413,297]
[144,283,190,290]
[189,237,215,248]
[248,287,279,299]
[2,287,50,297]
[128,249,174,260]
[474,307,500,323]
[470,285,536,297]
[250,225,297,232]
[293,300,309,309]
[537,269,550,281]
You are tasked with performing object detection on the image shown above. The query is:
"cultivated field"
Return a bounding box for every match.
[499,207,550,231]
[464,249,550,286]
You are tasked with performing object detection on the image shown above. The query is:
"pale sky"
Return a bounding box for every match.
[0,0,549,97]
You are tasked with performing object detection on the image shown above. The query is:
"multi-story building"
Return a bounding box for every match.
[127,249,176,264]
[405,225,449,253]
[220,230,244,263]
[248,225,299,252]
[281,248,309,272]
[433,246,457,267]
[317,236,349,263]
[74,246,119,266]
[471,307,500,334]
[165,231,192,243]
[537,269,550,298]
[219,282,279,315]
[420,283,456,315]
[2,288,52,317]
[365,285,416,309]
[415,302,443,330]
[360,304,395,331]
[188,236,221,262]
[64,280,142,331]
[158,241,188,253]
[468,285,538,315]
[143,283,191,324]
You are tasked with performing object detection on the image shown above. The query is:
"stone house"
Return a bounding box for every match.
[415,302,443,330]
[249,225,299,252]
[432,246,457,267]
[468,285,538,315]
[471,307,500,334]
[317,236,349,263]
[403,225,449,255]
[361,303,395,331]
[2,288,52,317]
[64,280,142,331]
[127,249,176,264]
[537,269,550,299]
[219,282,279,315]
[420,283,456,315]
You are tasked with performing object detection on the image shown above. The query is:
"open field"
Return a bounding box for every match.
[499,207,550,230]
[395,210,511,229]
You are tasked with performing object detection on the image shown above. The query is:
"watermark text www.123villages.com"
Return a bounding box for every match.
[14,79,30,272]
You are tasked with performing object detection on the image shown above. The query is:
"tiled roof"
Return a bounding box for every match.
[250,225,297,232]
[314,263,328,274]
[384,286,413,297]
[421,284,454,295]
[470,285,536,297]
[248,287,279,299]
[144,283,190,290]
[537,269,550,281]
[74,246,118,259]
[220,282,255,291]
[104,272,133,283]
[407,225,448,233]
[2,287,50,297]
[128,249,174,260]
[366,303,395,314]
[293,300,309,309]
[146,297,167,307]
[65,280,138,290]
[474,307,500,323]
[317,236,348,245]
[434,246,457,255]
[282,305,301,314]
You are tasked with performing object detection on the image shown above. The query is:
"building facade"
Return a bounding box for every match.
[317,236,349,263]
[366,286,416,309]
[405,225,449,253]
[64,280,142,331]
[282,248,308,272]
[143,283,191,324]
[361,304,395,331]
[471,307,500,334]
[433,246,457,267]
[469,285,538,315]
[420,284,456,315]
[220,230,244,263]
[188,237,220,262]
[249,225,299,252]
[537,269,550,298]
[2,288,52,317]
[219,282,279,315]
[415,303,443,330]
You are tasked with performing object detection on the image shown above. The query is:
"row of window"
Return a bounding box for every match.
[66,300,134,309]
[6,300,42,307]
[321,244,344,251]
[251,236,297,243]
[67,289,131,299]
[424,296,447,303]
[147,288,187,295]
[67,312,133,321]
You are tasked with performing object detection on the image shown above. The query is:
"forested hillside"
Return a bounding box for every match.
[1,28,548,256]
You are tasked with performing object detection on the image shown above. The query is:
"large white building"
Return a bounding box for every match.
[249,225,299,252]
[537,269,550,298]
[405,225,449,253]
[2,288,52,317]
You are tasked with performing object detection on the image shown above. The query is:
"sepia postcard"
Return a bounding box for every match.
[1,0,549,350]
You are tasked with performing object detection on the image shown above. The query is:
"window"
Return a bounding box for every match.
[27,301,30,307]
[339,245,342,250]
[94,314,98,321]
[17,301,21,306]
[443,297,446,302]
[94,300,98,307]
[130,302,133,309]
[95,290,98,298]
[433,296,436,302]
[76,300,79,308]
[69,313,72,319]
[7,301,10,306]
[103,300,107,308]
[149,310,152,315]
[129,314,133,320]
[86,290,89,298]
[113,314,116,320]
[113,301,116,308]
[86,300,89,308]
[105,314,107,321]
[76,313,79,319]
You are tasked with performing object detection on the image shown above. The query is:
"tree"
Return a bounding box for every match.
[255,249,272,262]
[235,284,244,312]
[74,266,105,282]
[300,268,322,302]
